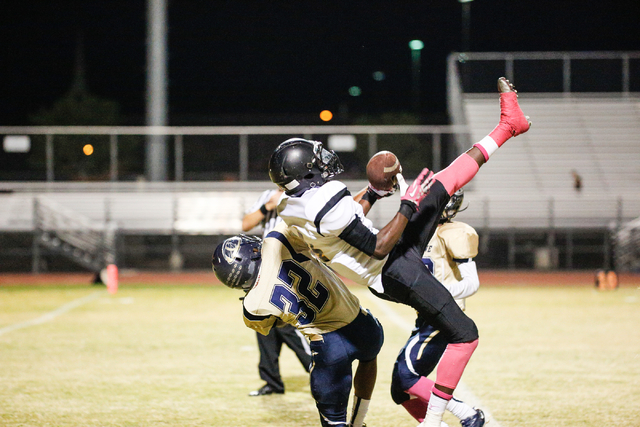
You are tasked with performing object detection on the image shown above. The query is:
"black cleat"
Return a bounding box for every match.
[249,384,284,396]
[460,408,485,427]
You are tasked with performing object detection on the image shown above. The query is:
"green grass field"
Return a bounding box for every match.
[1,280,639,426]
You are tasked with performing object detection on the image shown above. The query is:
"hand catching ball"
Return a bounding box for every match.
[366,151,402,192]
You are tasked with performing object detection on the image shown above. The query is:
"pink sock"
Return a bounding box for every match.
[401,399,429,422]
[406,377,435,402]
[434,339,479,390]
[433,153,480,196]
[401,377,436,421]
[432,387,453,401]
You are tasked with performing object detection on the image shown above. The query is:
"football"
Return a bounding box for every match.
[366,151,402,191]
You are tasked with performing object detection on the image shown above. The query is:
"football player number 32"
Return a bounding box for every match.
[270,260,329,324]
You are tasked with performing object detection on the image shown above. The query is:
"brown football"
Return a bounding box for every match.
[366,151,402,191]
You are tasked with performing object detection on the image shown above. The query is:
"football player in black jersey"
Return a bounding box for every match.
[391,190,485,427]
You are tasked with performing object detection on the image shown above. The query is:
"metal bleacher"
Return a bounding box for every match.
[0,182,276,235]
[457,94,640,230]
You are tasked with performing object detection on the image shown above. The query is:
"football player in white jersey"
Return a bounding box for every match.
[212,222,384,427]
[268,78,531,427]
[241,188,313,397]
[391,189,485,427]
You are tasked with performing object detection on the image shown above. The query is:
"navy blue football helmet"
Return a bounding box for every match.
[211,235,262,291]
[269,138,344,196]
[441,189,466,222]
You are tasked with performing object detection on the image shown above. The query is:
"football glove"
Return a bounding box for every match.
[367,183,395,199]
[395,173,409,196]
[400,168,434,209]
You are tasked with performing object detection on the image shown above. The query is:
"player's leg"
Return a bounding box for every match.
[380,258,478,427]
[279,323,312,372]
[353,358,376,399]
[349,358,376,427]
[347,310,384,427]
[391,325,483,426]
[433,77,532,197]
[405,377,485,427]
[253,329,285,395]
[420,299,479,427]
[447,399,486,427]
[309,311,383,427]
[309,332,353,427]
[479,77,532,155]
[391,320,448,422]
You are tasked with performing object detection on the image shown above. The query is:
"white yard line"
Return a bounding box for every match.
[362,291,503,427]
[0,291,103,337]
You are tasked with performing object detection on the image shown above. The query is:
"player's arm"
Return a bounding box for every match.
[446,259,480,299]
[352,187,367,204]
[339,171,432,259]
[241,190,283,231]
[356,180,401,216]
[369,213,409,258]
[442,226,480,299]
[354,186,375,215]
[330,198,406,260]
[336,214,409,259]
[242,210,266,232]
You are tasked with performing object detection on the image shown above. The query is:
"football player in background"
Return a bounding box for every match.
[241,188,312,396]
[268,78,530,427]
[391,189,485,427]
[212,222,384,427]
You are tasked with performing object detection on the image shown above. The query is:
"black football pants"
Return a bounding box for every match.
[375,180,479,344]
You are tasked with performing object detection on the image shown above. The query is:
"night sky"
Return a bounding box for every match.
[1,0,638,126]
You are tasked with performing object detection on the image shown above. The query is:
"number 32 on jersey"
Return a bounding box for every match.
[269,260,329,325]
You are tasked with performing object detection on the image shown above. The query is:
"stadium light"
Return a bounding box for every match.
[3,135,30,153]
[319,110,333,122]
[408,40,424,51]
[372,71,386,81]
[409,40,424,110]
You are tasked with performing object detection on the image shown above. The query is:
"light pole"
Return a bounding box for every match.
[459,0,473,52]
[146,0,168,181]
[409,39,424,111]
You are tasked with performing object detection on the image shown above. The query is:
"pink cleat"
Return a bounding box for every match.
[496,77,531,137]
[473,77,533,161]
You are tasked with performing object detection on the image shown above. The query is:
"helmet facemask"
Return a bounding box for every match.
[440,189,467,222]
[311,140,344,181]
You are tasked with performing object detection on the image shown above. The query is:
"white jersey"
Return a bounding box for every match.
[423,221,480,309]
[243,222,362,341]
[277,181,386,290]
[247,189,283,238]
